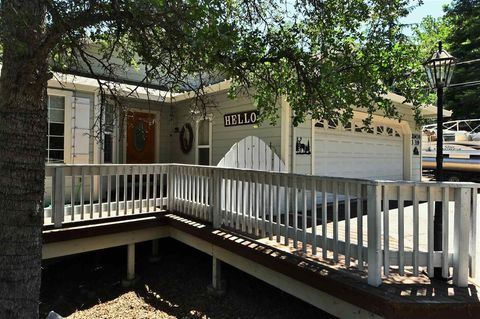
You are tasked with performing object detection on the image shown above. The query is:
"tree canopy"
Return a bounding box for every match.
[0,1,432,317]
[8,0,430,127]
[413,0,480,119]
[443,0,480,119]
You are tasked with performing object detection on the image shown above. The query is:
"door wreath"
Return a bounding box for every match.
[179,123,194,154]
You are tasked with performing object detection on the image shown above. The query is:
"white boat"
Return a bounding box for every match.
[422,119,480,181]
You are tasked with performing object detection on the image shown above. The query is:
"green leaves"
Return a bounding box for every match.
[443,0,480,119]
[224,1,430,126]
[45,0,430,127]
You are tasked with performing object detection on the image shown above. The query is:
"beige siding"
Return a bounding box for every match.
[171,91,283,166]
[157,103,172,163]
[412,130,422,181]
[169,102,197,164]
[291,117,313,175]
[72,91,95,164]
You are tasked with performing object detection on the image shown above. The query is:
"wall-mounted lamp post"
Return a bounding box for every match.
[423,41,456,278]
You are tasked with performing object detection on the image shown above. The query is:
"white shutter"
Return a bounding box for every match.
[72,97,90,164]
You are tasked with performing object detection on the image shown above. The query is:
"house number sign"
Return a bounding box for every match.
[224,110,258,127]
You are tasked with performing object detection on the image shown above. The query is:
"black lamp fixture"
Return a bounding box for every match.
[423,41,456,279]
[424,42,456,90]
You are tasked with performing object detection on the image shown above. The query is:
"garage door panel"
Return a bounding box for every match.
[315,128,403,180]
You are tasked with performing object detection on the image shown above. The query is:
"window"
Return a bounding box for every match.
[196,118,211,165]
[46,95,65,163]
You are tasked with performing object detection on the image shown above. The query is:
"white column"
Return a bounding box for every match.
[367,184,382,287]
[453,188,471,287]
[212,256,222,290]
[53,166,65,228]
[127,243,135,281]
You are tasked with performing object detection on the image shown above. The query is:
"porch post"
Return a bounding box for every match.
[213,168,222,228]
[167,165,174,211]
[127,243,135,281]
[53,165,65,228]
[367,183,382,287]
[453,187,471,287]
[207,255,226,295]
[212,256,223,290]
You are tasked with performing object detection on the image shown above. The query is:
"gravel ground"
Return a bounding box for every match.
[40,239,335,319]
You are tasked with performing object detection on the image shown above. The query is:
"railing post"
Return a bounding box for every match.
[167,165,174,212]
[453,187,471,287]
[470,187,478,280]
[212,168,222,228]
[53,166,65,228]
[367,183,382,287]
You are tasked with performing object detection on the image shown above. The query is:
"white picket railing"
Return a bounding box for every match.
[44,164,169,226]
[44,163,478,288]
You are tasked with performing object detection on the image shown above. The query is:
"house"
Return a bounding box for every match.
[47,71,439,181]
[40,69,480,313]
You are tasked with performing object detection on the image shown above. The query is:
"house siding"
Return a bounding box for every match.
[171,91,282,166]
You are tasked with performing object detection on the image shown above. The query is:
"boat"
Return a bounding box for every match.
[422,119,480,181]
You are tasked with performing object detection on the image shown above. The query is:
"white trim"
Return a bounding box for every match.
[280,96,291,172]
[311,117,315,175]
[291,124,296,173]
[195,115,213,165]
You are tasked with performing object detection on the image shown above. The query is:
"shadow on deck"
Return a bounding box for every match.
[43,211,480,319]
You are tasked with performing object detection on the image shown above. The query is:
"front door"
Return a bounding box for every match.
[127,112,156,163]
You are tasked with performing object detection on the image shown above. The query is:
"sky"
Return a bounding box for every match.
[402,0,452,25]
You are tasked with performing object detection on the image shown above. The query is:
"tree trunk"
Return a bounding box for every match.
[0,1,49,317]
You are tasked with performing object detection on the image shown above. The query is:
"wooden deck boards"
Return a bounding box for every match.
[167,213,480,318]
[42,208,480,318]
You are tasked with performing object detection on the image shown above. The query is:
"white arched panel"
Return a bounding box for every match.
[217,135,286,172]
[217,136,287,219]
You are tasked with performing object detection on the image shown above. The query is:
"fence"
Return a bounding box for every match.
[45,163,478,288]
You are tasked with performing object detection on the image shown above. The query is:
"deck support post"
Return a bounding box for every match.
[213,256,222,289]
[122,243,138,287]
[453,188,471,287]
[127,243,135,280]
[149,239,161,263]
[208,256,226,295]
[367,184,382,287]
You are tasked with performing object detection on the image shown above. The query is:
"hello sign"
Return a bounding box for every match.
[224,110,258,127]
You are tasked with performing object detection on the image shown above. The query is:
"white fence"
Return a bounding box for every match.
[45,163,478,288]
[44,164,169,225]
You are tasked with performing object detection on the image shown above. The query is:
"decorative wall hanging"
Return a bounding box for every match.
[134,121,146,152]
[180,123,194,154]
[224,110,258,127]
[412,133,421,156]
[296,137,311,155]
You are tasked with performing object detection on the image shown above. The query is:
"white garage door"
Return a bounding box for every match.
[314,122,404,180]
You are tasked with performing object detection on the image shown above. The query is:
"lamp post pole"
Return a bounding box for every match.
[434,79,444,279]
[423,41,456,279]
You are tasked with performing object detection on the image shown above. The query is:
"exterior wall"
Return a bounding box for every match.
[168,101,196,164]
[45,79,423,183]
[45,88,96,206]
[171,90,282,166]
[291,117,313,175]
[44,86,171,206]
[392,103,423,181]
